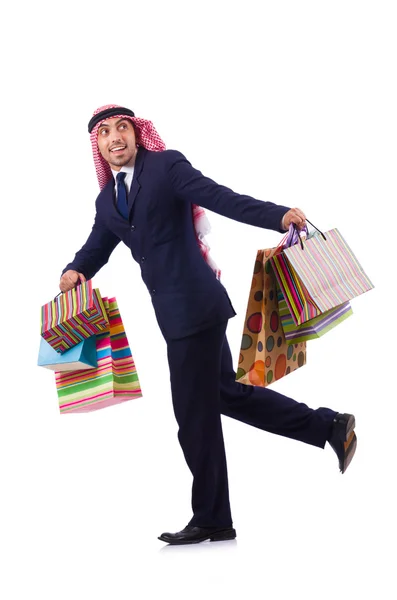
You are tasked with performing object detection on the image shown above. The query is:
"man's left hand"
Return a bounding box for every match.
[281,208,307,231]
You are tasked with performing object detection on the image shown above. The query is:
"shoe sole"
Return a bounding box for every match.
[158,528,237,545]
[341,431,357,474]
[333,414,356,474]
[345,415,356,440]
[339,415,357,474]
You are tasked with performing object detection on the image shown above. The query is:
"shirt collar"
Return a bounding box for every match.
[111,164,135,180]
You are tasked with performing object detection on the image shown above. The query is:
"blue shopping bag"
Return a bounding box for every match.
[38,335,98,371]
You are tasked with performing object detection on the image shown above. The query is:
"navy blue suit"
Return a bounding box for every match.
[63,147,336,527]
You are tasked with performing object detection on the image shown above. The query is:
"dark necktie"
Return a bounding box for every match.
[116,171,129,219]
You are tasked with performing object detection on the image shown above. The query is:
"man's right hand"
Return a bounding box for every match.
[59,270,87,293]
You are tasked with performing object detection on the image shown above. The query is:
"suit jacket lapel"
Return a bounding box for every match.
[128,146,147,218]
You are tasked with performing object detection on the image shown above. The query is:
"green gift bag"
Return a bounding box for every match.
[277,284,353,344]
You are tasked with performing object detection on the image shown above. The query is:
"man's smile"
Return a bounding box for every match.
[110,145,127,153]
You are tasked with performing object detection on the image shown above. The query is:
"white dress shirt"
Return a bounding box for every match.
[111,164,135,197]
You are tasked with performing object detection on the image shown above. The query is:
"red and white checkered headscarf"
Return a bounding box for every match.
[90,104,221,280]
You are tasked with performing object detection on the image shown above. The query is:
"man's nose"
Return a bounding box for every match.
[110,137,123,145]
[109,130,123,144]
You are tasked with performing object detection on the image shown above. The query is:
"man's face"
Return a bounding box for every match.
[97,117,137,170]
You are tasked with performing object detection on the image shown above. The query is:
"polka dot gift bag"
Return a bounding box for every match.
[236,246,307,387]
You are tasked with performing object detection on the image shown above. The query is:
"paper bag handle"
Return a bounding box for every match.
[291,219,327,250]
[54,277,85,301]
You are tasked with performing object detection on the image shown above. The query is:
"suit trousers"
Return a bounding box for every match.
[166,321,337,528]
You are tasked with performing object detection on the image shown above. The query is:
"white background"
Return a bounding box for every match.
[1,1,396,598]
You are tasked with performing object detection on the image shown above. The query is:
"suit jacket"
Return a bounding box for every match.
[62,148,290,340]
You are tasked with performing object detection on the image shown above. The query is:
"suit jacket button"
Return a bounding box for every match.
[141,256,146,262]
[151,289,156,295]
[131,225,136,231]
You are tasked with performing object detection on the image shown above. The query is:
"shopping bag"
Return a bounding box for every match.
[236,247,307,387]
[40,279,109,353]
[55,298,142,413]
[38,335,98,371]
[277,284,353,344]
[270,226,374,325]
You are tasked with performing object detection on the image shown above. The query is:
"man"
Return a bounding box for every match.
[60,104,357,545]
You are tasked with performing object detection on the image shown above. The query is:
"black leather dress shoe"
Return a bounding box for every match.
[328,412,357,473]
[158,525,237,545]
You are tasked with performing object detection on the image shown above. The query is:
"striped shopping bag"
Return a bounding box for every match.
[55,298,142,413]
[41,279,109,353]
[270,226,374,325]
